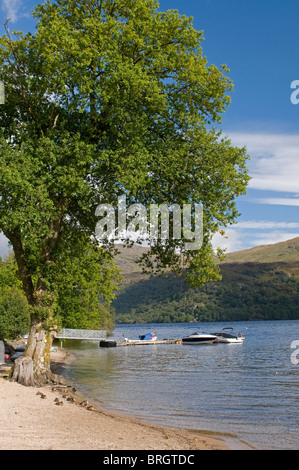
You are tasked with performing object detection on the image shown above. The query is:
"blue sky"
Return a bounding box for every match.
[1,0,299,254]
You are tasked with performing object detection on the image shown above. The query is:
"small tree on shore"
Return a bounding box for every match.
[0,0,249,385]
[0,256,30,339]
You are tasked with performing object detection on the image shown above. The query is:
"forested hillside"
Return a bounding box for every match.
[112,239,299,323]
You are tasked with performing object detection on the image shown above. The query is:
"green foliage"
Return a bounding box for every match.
[0,253,21,289]
[0,287,30,340]
[0,0,249,343]
[0,256,30,339]
[54,241,120,331]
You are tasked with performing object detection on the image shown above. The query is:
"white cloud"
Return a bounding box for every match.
[256,198,299,206]
[227,132,299,193]
[212,229,245,253]
[212,220,299,253]
[212,228,299,253]
[1,0,23,23]
[0,233,9,258]
[232,220,299,229]
[251,231,299,247]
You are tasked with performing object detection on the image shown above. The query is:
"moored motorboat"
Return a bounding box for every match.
[182,331,218,345]
[138,333,157,341]
[212,327,245,343]
[124,332,157,343]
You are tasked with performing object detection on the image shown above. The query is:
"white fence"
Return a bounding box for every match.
[56,328,107,342]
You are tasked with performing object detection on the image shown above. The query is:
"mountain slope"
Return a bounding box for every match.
[222,237,299,264]
[112,238,299,323]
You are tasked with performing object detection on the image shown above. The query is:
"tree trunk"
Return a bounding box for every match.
[11,356,35,386]
[4,231,59,386]
[11,317,56,386]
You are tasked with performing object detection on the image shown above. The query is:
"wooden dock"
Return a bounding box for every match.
[99,339,182,348]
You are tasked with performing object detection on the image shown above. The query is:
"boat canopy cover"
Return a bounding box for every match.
[138,333,156,340]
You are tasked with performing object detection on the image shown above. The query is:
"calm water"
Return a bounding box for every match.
[63,320,299,450]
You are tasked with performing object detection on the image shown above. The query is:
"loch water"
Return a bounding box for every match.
[63,320,299,450]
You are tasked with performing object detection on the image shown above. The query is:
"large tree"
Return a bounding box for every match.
[0,0,249,385]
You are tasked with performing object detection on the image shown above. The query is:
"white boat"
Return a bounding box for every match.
[182,331,218,345]
[212,327,245,344]
[124,332,157,343]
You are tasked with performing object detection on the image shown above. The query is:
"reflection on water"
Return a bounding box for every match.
[63,320,299,450]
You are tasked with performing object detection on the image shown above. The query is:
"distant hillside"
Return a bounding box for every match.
[114,244,147,275]
[222,237,299,264]
[112,238,299,323]
[115,237,299,280]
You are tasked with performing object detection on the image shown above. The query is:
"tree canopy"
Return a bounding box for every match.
[0,0,249,383]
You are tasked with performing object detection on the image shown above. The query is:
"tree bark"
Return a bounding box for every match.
[14,317,56,386]
[11,356,35,386]
[3,231,58,386]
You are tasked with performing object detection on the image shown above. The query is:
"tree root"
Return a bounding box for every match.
[11,356,60,387]
[11,356,35,386]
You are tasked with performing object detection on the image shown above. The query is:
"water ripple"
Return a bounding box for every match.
[63,320,299,450]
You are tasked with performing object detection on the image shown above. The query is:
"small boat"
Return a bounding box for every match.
[182,331,218,345]
[212,327,245,344]
[138,333,157,341]
[124,332,157,343]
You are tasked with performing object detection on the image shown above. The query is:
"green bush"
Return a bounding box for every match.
[0,287,30,340]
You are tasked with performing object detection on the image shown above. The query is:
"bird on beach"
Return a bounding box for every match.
[54,399,64,406]
[80,400,89,407]
[67,396,76,404]
[87,405,95,411]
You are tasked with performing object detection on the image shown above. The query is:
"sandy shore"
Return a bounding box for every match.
[0,348,249,451]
